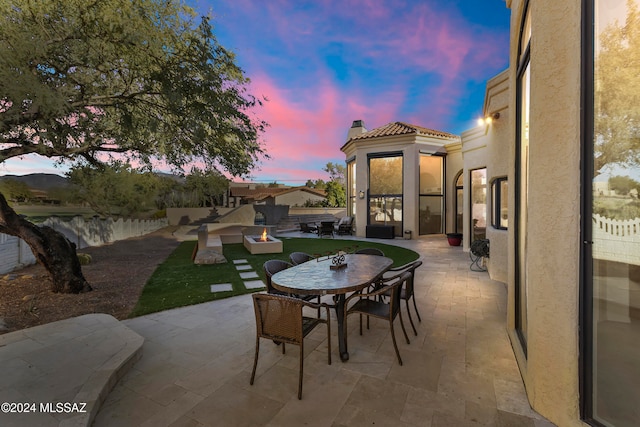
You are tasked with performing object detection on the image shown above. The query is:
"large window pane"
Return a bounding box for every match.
[419,155,443,194]
[369,154,403,237]
[516,6,531,350]
[589,1,640,425]
[419,154,444,235]
[348,160,356,218]
[491,178,508,229]
[470,168,487,241]
[420,196,442,234]
[369,196,402,235]
[456,172,464,233]
[370,157,403,195]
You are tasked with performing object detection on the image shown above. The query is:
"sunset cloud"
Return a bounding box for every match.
[2,1,510,182]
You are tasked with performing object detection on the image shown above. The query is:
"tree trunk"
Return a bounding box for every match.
[0,192,92,293]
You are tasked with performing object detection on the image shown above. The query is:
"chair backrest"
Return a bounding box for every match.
[319,222,334,235]
[382,271,412,318]
[263,259,292,293]
[290,251,313,266]
[355,247,385,256]
[252,293,303,345]
[338,216,353,226]
[399,260,422,297]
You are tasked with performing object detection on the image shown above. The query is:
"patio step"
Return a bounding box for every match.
[0,314,143,427]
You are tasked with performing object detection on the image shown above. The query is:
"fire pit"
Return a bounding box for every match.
[243,228,283,254]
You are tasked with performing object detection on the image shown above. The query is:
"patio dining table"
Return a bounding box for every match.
[271,253,393,361]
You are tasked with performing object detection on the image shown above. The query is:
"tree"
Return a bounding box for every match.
[323,162,345,185]
[0,0,267,293]
[609,175,640,196]
[595,0,640,172]
[325,180,346,207]
[305,179,326,190]
[0,179,32,203]
[68,162,160,217]
[184,167,229,207]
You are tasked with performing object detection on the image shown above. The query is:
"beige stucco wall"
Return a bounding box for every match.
[445,142,463,235]
[274,191,325,207]
[506,1,585,426]
[484,71,509,285]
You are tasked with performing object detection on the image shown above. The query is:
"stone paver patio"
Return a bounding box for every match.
[0,232,557,426]
[91,233,555,427]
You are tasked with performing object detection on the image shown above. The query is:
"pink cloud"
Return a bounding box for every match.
[249,72,404,174]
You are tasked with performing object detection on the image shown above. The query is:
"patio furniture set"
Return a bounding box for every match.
[299,216,354,238]
[251,248,423,399]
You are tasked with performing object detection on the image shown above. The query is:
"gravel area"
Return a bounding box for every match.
[0,226,182,334]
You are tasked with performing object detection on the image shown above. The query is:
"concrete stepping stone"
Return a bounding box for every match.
[233,259,249,264]
[244,280,266,290]
[239,271,259,279]
[210,283,233,293]
[235,264,252,271]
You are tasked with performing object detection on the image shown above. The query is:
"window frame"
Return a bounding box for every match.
[491,177,508,230]
[514,0,531,356]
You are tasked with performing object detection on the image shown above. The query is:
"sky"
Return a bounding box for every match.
[0,0,512,183]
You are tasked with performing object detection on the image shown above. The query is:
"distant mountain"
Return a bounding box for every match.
[0,173,69,191]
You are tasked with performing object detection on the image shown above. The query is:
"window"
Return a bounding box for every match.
[515,1,531,352]
[419,154,445,235]
[583,1,640,425]
[368,154,403,237]
[491,178,508,229]
[455,172,464,233]
[347,159,356,218]
[470,168,487,241]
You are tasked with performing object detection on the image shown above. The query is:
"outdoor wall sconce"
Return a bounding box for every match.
[358,190,365,199]
[477,112,500,126]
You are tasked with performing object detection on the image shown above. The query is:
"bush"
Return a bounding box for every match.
[77,253,92,265]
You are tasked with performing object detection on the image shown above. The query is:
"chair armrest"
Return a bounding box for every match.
[300,300,332,318]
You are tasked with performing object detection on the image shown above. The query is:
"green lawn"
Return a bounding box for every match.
[130,237,419,317]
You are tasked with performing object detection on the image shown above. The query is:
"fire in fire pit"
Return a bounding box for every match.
[243,230,283,254]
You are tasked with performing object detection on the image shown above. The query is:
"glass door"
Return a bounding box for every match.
[585,1,640,425]
[419,154,444,235]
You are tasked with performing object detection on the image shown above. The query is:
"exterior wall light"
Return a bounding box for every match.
[358,190,365,199]
[477,112,501,126]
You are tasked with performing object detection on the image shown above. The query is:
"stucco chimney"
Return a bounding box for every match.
[346,120,367,141]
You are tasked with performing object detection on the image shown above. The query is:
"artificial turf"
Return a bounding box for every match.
[130,237,419,317]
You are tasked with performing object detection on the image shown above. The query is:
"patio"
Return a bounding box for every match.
[90,233,554,426]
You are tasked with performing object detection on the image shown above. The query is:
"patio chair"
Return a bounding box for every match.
[299,222,317,234]
[263,259,293,296]
[344,271,411,365]
[289,251,314,266]
[263,259,321,306]
[318,221,335,238]
[382,260,423,336]
[354,247,385,256]
[250,293,331,399]
[335,216,354,235]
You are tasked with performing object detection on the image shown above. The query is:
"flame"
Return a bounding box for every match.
[260,228,268,242]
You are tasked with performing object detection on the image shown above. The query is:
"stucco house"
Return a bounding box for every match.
[342,1,639,426]
[341,121,460,239]
[227,183,326,208]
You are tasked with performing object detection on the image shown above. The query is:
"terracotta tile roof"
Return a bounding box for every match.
[347,122,459,142]
[230,186,326,200]
[229,187,284,197]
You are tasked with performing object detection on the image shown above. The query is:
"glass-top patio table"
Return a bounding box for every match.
[271,253,393,361]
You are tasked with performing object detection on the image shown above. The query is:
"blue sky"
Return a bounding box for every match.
[0,0,511,183]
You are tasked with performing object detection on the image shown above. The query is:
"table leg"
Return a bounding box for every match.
[334,294,349,361]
